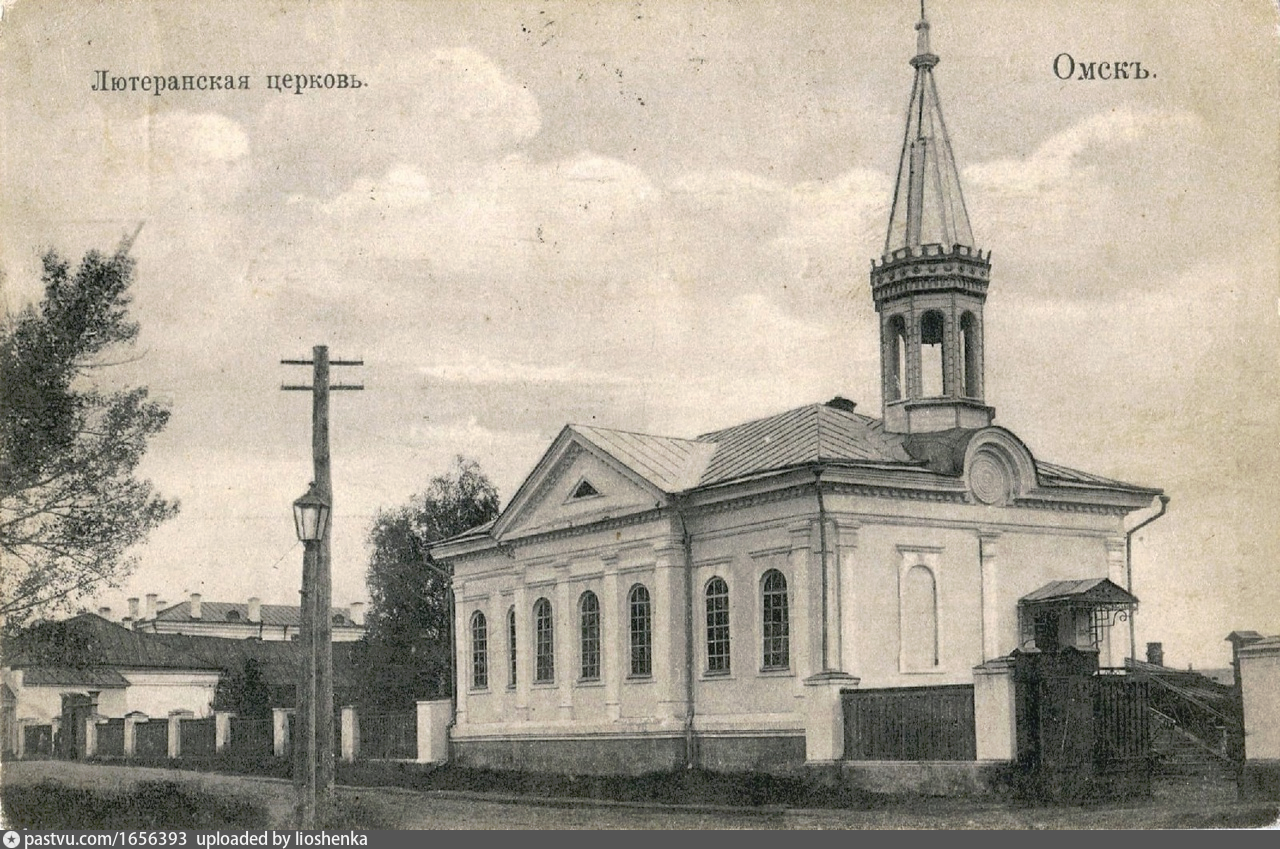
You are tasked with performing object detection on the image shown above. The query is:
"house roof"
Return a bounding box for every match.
[1019,578,1138,607]
[436,398,1160,550]
[154,601,363,629]
[155,634,362,690]
[575,399,1155,494]
[573,425,716,492]
[694,400,914,486]
[7,614,220,672]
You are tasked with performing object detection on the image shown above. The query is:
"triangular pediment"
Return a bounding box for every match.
[492,427,670,541]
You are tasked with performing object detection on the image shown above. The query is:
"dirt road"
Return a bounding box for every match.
[3,761,1276,829]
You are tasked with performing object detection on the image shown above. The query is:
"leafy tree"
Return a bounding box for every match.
[0,241,178,630]
[360,456,499,710]
[213,658,273,718]
[1,618,102,668]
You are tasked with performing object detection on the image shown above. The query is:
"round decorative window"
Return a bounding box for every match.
[969,452,1011,505]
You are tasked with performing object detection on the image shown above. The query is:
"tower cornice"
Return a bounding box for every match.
[870,243,991,308]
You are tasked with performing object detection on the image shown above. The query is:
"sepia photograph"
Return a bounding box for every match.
[2,0,1278,831]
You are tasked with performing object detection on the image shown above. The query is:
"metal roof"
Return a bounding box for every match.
[1019,578,1137,606]
[695,402,914,486]
[7,614,219,671]
[154,601,363,628]
[572,425,716,492]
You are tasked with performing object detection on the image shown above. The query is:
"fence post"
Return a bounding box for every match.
[340,706,359,762]
[416,699,452,764]
[84,715,99,758]
[802,672,858,764]
[123,712,147,757]
[973,657,1018,761]
[168,710,193,759]
[272,708,293,757]
[1237,635,1280,799]
[214,711,234,754]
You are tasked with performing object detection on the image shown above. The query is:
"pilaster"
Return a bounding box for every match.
[513,582,531,721]
[979,531,1001,660]
[602,554,622,721]
[555,566,574,721]
[654,542,685,717]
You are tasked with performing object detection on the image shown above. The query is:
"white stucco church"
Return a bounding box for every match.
[431,9,1164,776]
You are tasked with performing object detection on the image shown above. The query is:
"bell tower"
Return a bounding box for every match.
[872,3,994,434]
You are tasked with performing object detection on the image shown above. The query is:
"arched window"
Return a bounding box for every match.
[579,591,600,681]
[761,570,789,670]
[533,598,555,683]
[226,610,241,622]
[887,315,908,401]
[629,584,652,677]
[920,310,945,396]
[705,577,731,674]
[901,565,939,670]
[470,611,488,690]
[960,311,979,398]
[507,606,517,688]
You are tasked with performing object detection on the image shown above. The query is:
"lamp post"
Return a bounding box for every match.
[292,483,330,830]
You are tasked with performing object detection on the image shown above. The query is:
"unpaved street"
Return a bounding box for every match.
[2,761,1275,830]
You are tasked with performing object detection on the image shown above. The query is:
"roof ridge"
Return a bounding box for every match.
[696,401,824,442]
[571,422,705,444]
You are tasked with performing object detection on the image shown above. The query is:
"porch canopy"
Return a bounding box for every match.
[1019,578,1138,651]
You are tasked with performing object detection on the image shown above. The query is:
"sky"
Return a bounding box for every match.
[2,0,1277,669]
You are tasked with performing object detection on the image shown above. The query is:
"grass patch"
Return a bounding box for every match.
[0,780,269,829]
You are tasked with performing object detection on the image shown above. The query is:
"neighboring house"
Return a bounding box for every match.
[128,593,366,642]
[1,613,365,757]
[1,613,223,733]
[430,10,1165,775]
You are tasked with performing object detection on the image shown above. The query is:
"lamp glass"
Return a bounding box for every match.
[292,489,330,542]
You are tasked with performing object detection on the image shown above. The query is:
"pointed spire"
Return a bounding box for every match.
[884,2,974,254]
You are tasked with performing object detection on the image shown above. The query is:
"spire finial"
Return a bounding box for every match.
[915,0,932,59]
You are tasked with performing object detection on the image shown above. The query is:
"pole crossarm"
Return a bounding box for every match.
[281,384,365,391]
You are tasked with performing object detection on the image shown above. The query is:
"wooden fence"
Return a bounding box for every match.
[842,685,976,761]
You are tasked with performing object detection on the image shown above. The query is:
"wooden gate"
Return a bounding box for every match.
[1014,651,1151,799]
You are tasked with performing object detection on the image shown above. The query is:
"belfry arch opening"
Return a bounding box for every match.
[960,311,979,398]
[887,315,908,401]
[920,310,945,397]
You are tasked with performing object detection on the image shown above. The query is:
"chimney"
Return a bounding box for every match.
[128,597,140,620]
[1146,642,1164,667]
[190,593,202,620]
[348,602,365,627]
[145,593,158,619]
[247,597,261,623]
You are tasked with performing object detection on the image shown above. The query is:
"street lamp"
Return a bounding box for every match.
[293,483,331,543]
[292,482,329,830]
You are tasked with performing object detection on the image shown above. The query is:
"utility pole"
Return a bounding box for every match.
[283,345,362,826]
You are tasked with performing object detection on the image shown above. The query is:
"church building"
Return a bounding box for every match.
[430,9,1164,777]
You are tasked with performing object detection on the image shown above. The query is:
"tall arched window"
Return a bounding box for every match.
[887,315,908,401]
[705,577,731,674]
[920,310,946,396]
[960,311,979,398]
[628,584,652,677]
[761,570,789,670]
[579,591,600,681]
[533,597,555,683]
[470,610,488,690]
[507,606,517,688]
[901,565,939,670]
